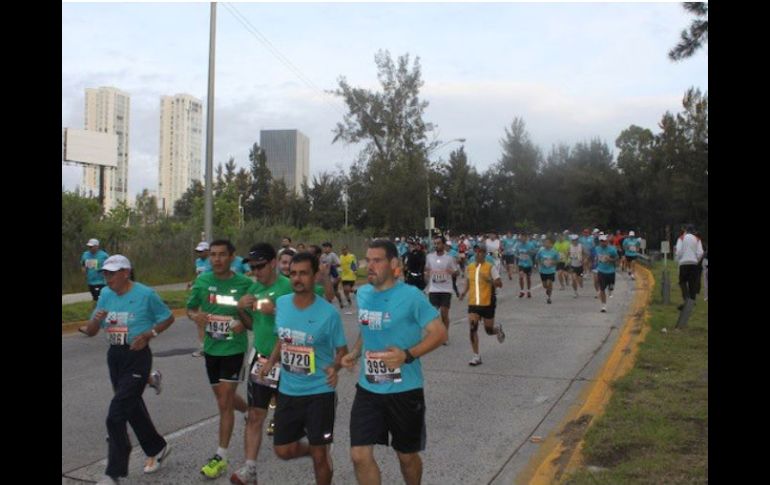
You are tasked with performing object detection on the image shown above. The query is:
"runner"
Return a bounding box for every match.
[403,239,427,291]
[277,237,296,258]
[229,243,294,485]
[460,242,505,366]
[321,242,345,309]
[189,241,211,357]
[536,237,560,304]
[278,248,295,278]
[81,238,110,308]
[340,239,447,485]
[567,235,585,298]
[595,235,619,313]
[579,229,596,277]
[553,233,571,290]
[340,245,358,313]
[186,239,253,479]
[425,235,459,344]
[622,230,641,280]
[501,231,518,281]
[259,252,349,485]
[80,255,174,485]
[515,233,537,298]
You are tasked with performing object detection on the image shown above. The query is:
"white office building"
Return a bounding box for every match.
[158,94,203,214]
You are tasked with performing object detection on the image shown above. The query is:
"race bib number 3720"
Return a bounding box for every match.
[281,344,316,375]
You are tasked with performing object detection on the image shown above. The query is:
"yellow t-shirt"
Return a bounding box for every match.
[340,253,357,281]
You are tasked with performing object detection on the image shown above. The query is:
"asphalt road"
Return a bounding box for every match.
[62,271,638,484]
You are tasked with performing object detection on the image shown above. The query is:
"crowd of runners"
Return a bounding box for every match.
[77,225,690,485]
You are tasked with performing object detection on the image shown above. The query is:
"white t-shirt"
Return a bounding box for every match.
[426,252,458,294]
[485,238,501,256]
[568,243,584,267]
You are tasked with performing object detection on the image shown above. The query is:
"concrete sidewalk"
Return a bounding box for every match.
[62,282,189,305]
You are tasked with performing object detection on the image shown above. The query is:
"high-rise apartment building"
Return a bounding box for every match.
[158,94,203,214]
[81,87,130,210]
[259,129,309,195]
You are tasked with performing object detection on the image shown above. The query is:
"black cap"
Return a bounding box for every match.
[244,243,276,263]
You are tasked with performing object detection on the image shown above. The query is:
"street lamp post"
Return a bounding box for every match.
[426,138,466,244]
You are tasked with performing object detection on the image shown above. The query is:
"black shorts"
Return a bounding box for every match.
[205,353,245,385]
[342,280,356,289]
[88,284,105,301]
[428,292,452,309]
[350,384,426,454]
[274,391,337,446]
[570,265,584,276]
[556,262,566,271]
[626,255,637,262]
[503,254,516,265]
[246,353,278,408]
[598,272,616,291]
[519,266,532,275]
[468,305,495,320]
[540,273,555,282]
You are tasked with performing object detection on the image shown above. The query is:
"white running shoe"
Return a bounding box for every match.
[496,325,505,343]
[601,306,607,313]
[230,463,258,485]
[468,356,482,366]
[144,444,171,474]
[148,370,162,395]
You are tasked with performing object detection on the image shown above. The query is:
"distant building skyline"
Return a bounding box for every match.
[81,86,130,210]
[260,129,310,196]
[158,93,203,214]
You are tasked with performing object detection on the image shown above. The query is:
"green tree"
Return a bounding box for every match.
[669,2,708,61]
[435,147,481,232]
[331,50,436,234]
[246,143,272,221]
[132,188,161,226]
[173,180,204,220]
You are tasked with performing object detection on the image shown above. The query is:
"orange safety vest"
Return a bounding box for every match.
[466,261,495,306]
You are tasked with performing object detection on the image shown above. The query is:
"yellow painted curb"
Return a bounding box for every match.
[515,265,654,485]
[62,308,189,335]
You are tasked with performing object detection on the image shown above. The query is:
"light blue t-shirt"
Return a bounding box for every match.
[502,237,517,255]
[623,237,640,257]
[81,250,110,285]
[515,241,538,268]
[536,248,560,275]
[231,256,246,274]
[356,281,439,394]
[275,294,347,396]
[91,282,172,345]
[579,236,595,253]
[195,257,211,275]
[397,242,408,257]
[595,245,618,274]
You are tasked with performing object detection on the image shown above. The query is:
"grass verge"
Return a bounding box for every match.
[563,261,707,484]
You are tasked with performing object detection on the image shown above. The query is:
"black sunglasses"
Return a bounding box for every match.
[250,262,269,271]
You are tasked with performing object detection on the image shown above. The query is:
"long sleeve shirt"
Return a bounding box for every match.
[675,233,704,266]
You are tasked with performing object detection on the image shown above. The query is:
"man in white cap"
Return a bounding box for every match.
[80,255,175,485]
[81,239,110,308]
[622,231,641,280]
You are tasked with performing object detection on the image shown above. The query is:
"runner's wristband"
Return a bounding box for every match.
[403,349,415,364]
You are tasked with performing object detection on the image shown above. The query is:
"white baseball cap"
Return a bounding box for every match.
[100,255,132,271]
[598,235,608,241]
[569,234,579,240]
[195,241,210,252]
[629,231,636,236]
[592,228,600,234]
[86,238,99,247]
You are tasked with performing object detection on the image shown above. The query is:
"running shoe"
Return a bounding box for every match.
[468,356,482,366]
[148,370,162,395]
[547,297,552,304]
[192,346,204,358]
[601,306,607,313]
[230,464,257,485]
[201,455,228,479]
[496,325,505,343]
[518,292,525,298]
[144,444,171,474]
[527,292,532,298]
[267,419,275,436]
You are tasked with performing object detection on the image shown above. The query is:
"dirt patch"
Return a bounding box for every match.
[550,414,594,480]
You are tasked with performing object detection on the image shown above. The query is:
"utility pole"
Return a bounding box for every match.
[204,2,217,242]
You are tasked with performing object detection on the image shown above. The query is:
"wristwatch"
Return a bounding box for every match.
[403,348,415,364]
[151,328,159,338]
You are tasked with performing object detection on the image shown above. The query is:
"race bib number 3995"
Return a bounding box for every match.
[364,351,402,384]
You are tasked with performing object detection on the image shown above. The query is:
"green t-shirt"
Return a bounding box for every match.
[314,283,325,298]
[245,274,294,356]
[186,271,254,356]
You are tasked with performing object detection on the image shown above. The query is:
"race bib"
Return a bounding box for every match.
[206,315,234,340]
[599,254,610,263]
[629,245,637,252]
[364,351,402,384]
[106,326,128,345]
[543,258,553,267]
[281,344,316,375]
[250,354,281,388]
[431,272,449,283]
[85,259,98,269]
[519,254,530,261]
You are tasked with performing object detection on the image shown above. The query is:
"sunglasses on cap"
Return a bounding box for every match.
[249,262,269,271]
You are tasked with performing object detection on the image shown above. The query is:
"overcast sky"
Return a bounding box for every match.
[62,1,708,200]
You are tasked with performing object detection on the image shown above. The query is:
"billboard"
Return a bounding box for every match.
[62,128,118,167]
